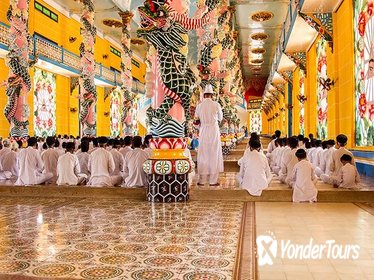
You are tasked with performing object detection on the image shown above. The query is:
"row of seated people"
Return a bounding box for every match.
[237,132,360,202]
[0,135,153,187]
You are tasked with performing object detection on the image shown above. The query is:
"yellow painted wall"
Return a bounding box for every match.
[306,39,318,136]
[292,67,300,135]
[326,40,337,139]
[96,87,111,136]
[0,2,7,23]
[0,58,9,137]
[55,75,70,135]
[284,85,289,136]
[0,0,146,137]
[68,87,80,136]
[262,111,269,134]
[278,93,286,136]
[333,0,355,148]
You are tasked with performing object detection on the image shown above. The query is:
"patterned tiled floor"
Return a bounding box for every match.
[0,198,246,279]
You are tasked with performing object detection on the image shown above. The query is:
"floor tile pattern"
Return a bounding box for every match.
[0,198,245,279]
[256,202,374,280]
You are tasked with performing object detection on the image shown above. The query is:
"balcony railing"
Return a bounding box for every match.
[0,21,145,94]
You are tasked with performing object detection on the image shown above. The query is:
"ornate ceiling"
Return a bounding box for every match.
[233,0,289,79]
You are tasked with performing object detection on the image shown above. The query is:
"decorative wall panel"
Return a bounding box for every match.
[33,68,56,137]
[299,69,306,136]
[110,88,121,138]
[249,110,262,133]
[316,39,328,139]
[354,0,374,146]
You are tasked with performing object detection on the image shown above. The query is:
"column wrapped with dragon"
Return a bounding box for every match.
[138,0,219,202]
[4,0,32,138]
[119,11,136,136]
[196,0,227,100]
[79,0,97,136]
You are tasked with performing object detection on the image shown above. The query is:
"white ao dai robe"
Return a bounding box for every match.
[195,98,224,178]
[123,148,148,187]
[41,149,60,183]
[57,153,86,185]
[87,148,116,186]
[290,160,318,202]
[237,150,273,196]
[278,148,298,185]
[16,147,53,185]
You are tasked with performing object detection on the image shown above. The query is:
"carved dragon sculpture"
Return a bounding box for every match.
[4,0,32,138]
[137,0,219,137]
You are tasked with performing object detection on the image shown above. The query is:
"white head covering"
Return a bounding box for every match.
[201,84,214,101]
[204,84,214,94]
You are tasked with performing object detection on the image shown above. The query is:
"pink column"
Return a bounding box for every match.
[79,0,97,136]
[119,11,135,136]
[4,0,32,138]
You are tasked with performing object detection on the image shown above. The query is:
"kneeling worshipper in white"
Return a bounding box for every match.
[15,137,53,185]
[87,137,123,187]
[123,136,149,188]
[290,149,318,203]
[0,139,18,180]
[320,154,361,189]
[237,140,273,196]
[278,137,299,186]
[41,136,60,184]
[57,142,87,185]
[76,140,90,179]
[119,136,133,158]
[109,139,125,177]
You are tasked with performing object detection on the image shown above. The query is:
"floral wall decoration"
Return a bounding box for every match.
[250,109,262,134]
[354,0,374,146]
[316,39,328,139]
[299,69,306,136]
[110,88,121,138]
[33,68,56,137]
[4,0,32,138]
[79,0,97,136]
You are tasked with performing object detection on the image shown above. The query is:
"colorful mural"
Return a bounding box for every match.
[249,110,262,134]
[317,39,328,139]
[110,88,121,138]
[33,68,56,137]
[299,69,306,136]
[354,0,374,146]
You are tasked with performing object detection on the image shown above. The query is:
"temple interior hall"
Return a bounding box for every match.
[0,0,374,279]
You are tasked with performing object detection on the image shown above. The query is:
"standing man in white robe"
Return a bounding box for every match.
[57,142,87,185]
[87,137,122,186]
[237,140,272,196]
[15,137,53,185]
[123,136,149,188]
[195,85,224,186]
